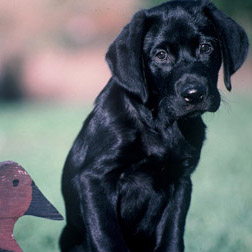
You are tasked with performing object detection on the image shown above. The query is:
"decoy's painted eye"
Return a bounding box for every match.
[12,179,19,187]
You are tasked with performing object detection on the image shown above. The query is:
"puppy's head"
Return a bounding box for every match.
[106,0,249,119]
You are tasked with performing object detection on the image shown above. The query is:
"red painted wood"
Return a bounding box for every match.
[0,161,63,252]
[0,162,31,252]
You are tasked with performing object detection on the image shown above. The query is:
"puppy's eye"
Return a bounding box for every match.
[199,44,213,55]
[154,50,168,61]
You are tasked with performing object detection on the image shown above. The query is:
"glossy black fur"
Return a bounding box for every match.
[60,1,248,251]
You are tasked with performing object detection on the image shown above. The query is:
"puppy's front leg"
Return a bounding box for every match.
[155,178,192,252]
[77,173,129,252]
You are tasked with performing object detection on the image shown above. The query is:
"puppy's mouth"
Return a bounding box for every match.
[156,95,220,121]
[174,96,220,120]
[176,102,220,119]
[182,110,205,119]
[176,109,206,120]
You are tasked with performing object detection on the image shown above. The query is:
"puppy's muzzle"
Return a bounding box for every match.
[176,74,208,106]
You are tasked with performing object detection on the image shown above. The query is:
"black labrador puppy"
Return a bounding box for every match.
[60,1,249,251]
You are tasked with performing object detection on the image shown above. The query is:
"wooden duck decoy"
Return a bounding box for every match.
[0,161,63,252]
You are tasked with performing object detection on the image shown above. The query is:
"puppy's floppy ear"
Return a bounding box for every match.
[204,3,249,91]
[106,10,148,103]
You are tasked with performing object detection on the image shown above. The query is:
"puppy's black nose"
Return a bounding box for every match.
[181,86,206,105]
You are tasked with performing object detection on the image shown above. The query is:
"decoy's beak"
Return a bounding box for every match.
[25,181,63,221]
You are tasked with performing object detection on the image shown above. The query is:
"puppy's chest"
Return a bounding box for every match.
[118,167,174,241]
[117,135,196,207]
[139,129,199,178]
[116,129,199,241]
[119,143,194,197]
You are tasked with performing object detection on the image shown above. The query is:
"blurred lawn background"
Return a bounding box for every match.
[0,0,251,251]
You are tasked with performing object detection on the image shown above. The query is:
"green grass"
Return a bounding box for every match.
[0,94,252,251]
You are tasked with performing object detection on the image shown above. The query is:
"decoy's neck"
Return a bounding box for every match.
[0,218,22,252]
